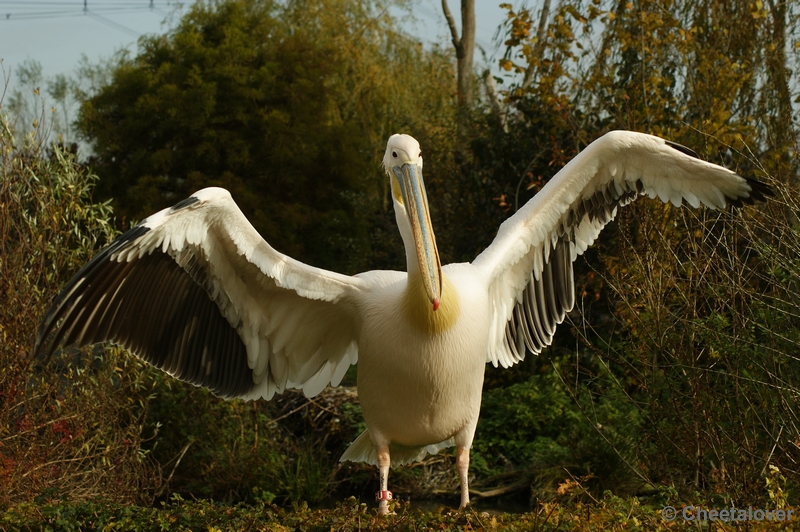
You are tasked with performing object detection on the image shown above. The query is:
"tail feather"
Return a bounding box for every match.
[339,430,456,467]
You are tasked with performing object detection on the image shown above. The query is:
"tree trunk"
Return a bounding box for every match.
[765,0,794,157]
[521,0,551,91]
[483,69,507,132]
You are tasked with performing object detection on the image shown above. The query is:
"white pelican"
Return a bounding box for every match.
[36,131,770,513]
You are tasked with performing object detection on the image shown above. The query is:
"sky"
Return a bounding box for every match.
[0,0,522,96]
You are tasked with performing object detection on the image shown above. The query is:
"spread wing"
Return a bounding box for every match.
[472,131,771,368]
[36,187,366,400]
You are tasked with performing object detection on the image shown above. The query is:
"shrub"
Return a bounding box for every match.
[0,109,161,506]
[572,180,800,502]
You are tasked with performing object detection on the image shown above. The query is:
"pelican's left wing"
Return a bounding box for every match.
[472,131,771,368]
[36,187,366,400]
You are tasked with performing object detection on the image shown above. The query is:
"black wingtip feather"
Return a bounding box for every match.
[34,220,256,400]
[35,224,152,357]
[744,177,773,203]
[170,195,200,212]
[665,140,700,159]
[665,137,773,206]
[726,176,773,207]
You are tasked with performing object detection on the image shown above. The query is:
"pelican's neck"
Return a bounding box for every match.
[393,197,458,333]
[394,201,421,277]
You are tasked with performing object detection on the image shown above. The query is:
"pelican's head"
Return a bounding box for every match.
[383,134,442,311]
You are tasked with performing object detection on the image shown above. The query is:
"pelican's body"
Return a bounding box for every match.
[36,131,771,513]
[355,265,487,454]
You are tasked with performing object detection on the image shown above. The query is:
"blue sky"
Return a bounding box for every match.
[0,1,522,93]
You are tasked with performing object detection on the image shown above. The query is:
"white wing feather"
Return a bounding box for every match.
[38,187,364,400]
[473,131,766,368]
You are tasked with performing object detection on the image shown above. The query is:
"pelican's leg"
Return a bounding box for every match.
[376,445,392,516]
[456,446,470,509]
[454,415,479,510]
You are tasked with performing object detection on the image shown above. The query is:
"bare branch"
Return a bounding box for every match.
[441,0,461,51]
[534,0,552,53]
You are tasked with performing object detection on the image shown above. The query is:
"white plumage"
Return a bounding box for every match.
[36,131,769,513]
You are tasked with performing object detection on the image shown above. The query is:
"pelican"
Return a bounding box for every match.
[36,131,770,514]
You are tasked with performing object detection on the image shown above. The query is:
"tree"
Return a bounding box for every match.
[5,54,123,152]
[6,59,74,144]
[77,0,455,274]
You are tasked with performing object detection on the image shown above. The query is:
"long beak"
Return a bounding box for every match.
[393,163,442,310]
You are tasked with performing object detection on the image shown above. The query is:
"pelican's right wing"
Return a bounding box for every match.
[472,131,771,368]
[36,187,366,400]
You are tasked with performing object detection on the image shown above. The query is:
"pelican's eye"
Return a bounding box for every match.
[392,151,398,158]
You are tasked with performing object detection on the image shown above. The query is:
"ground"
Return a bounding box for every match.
[4,495,799,531]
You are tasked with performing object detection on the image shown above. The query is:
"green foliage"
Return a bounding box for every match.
[475,363,643,498]
[478,371,580,471]
[144,382,284,502]
[5,492,799,531]
[141,370,364,504]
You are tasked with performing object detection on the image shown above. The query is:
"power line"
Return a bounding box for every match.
[86,10,141,37]
[0,0,171,6]
[1,0,172,40]
[5,8,154,18]
[1,1,173,21]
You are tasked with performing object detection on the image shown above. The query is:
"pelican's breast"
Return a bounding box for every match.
[356,264,489,447]
[401,273,461,335]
